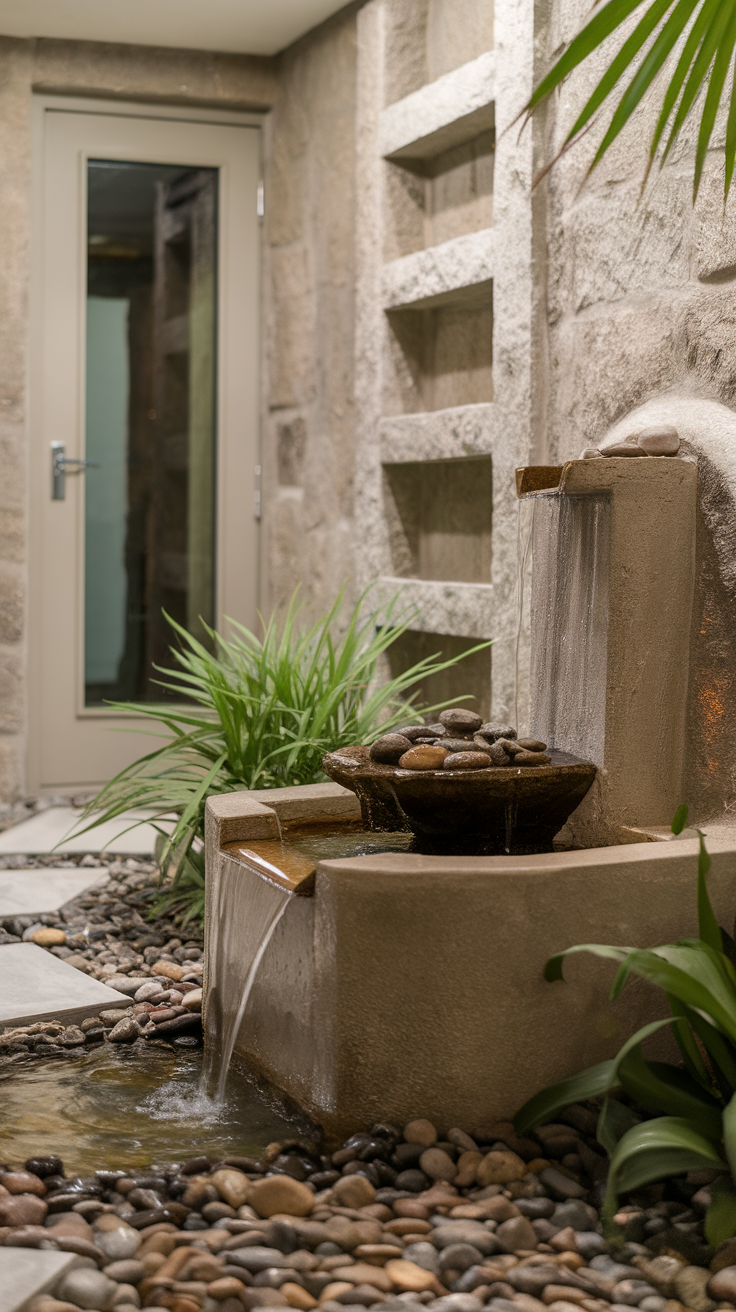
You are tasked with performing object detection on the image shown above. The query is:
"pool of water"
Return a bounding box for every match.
[0,1046,312,1175]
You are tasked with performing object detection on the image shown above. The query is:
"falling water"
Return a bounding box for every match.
[529,492,610,765]
[202,863,292,1103]
[514,497,536,731]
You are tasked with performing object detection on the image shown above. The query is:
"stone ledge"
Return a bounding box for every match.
[0,1246,79,1312]
[375,577,493,639]
[380,51,495,160]
[382,229,494,310]
[380,403,494,464]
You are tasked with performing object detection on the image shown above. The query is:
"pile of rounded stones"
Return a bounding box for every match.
[580,426,681,461]
[9,1108,736,1312]
[0,857,204,1057]
[369,711,550,774]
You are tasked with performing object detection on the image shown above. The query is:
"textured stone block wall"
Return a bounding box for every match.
[544,0,736,461]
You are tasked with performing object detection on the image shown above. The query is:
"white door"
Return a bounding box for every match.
[28,99,261,792]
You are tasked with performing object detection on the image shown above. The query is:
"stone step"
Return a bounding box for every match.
[0,866,108,918]
[0,943,129,1029]
[0,806,172,855]
[0,1247,78,1312]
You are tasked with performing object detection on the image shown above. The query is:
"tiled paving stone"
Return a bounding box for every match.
[0,856,204,1055]
[0,867,108,918]
[0,806,172,856]
[0,1246,78,1312]
[0,943,130,1029]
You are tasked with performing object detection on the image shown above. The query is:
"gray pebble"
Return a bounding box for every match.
[56,1268,117,1309]
[551,1201,598,1232]
[602,441,648,457]
[477,724,517,742]
[107,1017,140,1043]
[438,1243,485,1273]
[402,1243,440,1273]
[370,734,413,764]
[612,1280,658,1306]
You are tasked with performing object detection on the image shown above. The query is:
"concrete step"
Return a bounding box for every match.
[0,943,129,1029]
[0,1247,78,1312]
[0,866,108,917]
[0,806,172,855]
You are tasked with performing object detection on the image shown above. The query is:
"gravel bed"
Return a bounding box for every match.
[2,1110,736,1312]
[0,855,204,1054]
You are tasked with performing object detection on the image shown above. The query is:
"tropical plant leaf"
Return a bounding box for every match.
[617,1045,723,1136]
[609,943,736,1043]
[706,1172,736,1245]
[671,803,689,835]
[604,1116,727,1219]
[722,1087,736,1182]
[521,0,736,201]
[597,1095,642,1153]
[514,1017,674,1134]
[544,942,631,982]
[696,827,723,952]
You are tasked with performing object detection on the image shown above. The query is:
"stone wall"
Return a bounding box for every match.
[260,4,362,619]
[543,0,736,462]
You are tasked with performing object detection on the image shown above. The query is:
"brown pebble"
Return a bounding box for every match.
[516,738,547,752]
[398,745,448,771]
[369,734,413,764]
[442,752,490,771]
[31,928,66,947]
[513,751,551,766]
[439,708,483,734]
[637,424,680,456]
[488,742,512,766]
[0,1172,46,1196]
[208,1276,247,1298]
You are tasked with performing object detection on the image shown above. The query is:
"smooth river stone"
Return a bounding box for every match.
[369,734,413,764]
[439,709,483,734]
[637,424,680,456]
[514,751,551,766]
[580,447,602,459]
[477,723,517,742]
[442,738,489,754]
[487,742,511,765]
[602,441,647,457]
[475,1151,528,1186]
[398,746,448,771]
[442,752,490,771]
[404,1119,438,1147]
[397,725,444,741]
[516,738,547,752]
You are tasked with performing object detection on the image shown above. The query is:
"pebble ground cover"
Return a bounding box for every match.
[2,859,736,1312]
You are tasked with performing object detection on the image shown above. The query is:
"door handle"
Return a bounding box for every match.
[51,442,96,500]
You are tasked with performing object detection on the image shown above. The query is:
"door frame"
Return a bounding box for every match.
[27,95,263,792]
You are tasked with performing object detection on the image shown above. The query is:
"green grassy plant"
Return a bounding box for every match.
[521,0,736,202]
[515,805,736,1243]
[71,590,490,925]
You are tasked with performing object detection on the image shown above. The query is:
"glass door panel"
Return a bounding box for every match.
[84,160,218,706]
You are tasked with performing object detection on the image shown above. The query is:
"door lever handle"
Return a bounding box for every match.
[51,442,97,500]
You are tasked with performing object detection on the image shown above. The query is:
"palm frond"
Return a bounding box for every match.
[522,0,736,201]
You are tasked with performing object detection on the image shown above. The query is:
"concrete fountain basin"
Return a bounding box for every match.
[322,744,597,854]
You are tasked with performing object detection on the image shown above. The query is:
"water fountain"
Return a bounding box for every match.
[204,398,736,1140]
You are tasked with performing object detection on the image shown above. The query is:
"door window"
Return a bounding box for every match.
[84,160,218,706]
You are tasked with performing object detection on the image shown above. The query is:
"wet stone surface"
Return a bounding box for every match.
[0,1106,727,1312]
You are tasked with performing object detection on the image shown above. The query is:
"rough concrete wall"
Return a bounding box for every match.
[261,5,362,619]
[543,0,736,461]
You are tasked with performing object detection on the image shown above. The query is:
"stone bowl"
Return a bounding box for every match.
[322,745,597,855]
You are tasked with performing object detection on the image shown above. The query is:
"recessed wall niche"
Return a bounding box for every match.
[386,628,491,721]
[384,455,492,582]
[384,129,494,262]
[385,290,492,413]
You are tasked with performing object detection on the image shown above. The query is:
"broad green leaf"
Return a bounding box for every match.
[672,803,689,835]
[515,1017,673,1134]
[660,0,736,172]
[617,1045,723,1137]
[705,1175,736,1246]
[722,1088,736,1182]
[672,998,736,1096]
[609,944,736,1044]
[544,942,631,982]
[604,1116,727,1219]
[514,1059,618,1136]
[597,1095,642,1154]
[696,828,722,952]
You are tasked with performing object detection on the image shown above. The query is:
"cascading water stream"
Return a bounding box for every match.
[202,868,292,1103]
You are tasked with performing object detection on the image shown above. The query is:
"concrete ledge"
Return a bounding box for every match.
[0,1246,79,1312]
[382,229,494,310]
[215,830,736,1138]
[375,577,493,639]
[380,403,494,464]
[380,52,495,160]
[0,943,129,1029]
